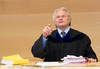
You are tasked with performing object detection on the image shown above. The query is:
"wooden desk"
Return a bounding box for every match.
[0,57,100,69]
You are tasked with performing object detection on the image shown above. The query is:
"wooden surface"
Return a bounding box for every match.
[0,0,100,61]
[0,13,100,60]
[0,57,100,69]
[0,0,100,14]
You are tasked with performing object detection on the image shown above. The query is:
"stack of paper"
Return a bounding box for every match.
[35,62,68,67]
[61,55,88,63]
[1,54,29,65]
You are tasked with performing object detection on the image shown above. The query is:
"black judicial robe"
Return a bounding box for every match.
[31,28,98,61]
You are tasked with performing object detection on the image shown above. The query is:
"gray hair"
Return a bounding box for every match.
[53,7,71,26]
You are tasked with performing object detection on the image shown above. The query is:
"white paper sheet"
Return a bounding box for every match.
[35,62,68,67]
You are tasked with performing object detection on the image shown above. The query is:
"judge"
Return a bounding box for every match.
[31,7,98,62]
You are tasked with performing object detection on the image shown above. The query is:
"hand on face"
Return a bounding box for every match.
[43,24,53,38]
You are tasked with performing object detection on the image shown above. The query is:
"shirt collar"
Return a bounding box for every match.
[57,27,70,35]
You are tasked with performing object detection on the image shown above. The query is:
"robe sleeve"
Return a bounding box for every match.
[84,36,98,61]
[31,34,47,59]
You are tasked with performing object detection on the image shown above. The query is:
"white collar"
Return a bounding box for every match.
[57,27,70,35]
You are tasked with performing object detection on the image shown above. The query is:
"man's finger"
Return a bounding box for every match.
[48,24,51,27]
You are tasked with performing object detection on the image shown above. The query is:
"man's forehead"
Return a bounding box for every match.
[55,10,68,16]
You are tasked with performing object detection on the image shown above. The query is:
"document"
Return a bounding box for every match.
[35,62,68,67]
[61,55,87,63]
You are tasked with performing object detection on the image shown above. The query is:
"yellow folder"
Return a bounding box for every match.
[1,54,29,65]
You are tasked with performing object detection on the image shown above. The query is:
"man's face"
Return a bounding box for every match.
[55,10,71,29]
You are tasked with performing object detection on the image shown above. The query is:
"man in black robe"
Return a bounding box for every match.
[31,7,98,62]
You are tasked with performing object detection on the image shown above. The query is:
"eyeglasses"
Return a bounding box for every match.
[55,15,68,19]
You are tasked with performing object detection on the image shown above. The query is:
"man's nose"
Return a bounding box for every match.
[59,16,63,19]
